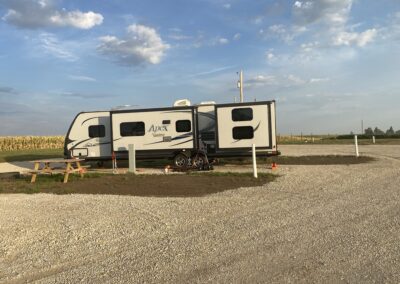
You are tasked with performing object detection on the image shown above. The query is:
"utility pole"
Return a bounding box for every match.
[361,119,364,135]
[237,70,244,103]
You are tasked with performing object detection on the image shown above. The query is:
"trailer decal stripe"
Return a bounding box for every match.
[171,139,193,146]
[80,116,102,126]
[69,138,91,150]
[69,139,111,150]
[172,132,193,140]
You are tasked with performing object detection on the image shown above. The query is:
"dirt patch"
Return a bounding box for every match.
[0,173,276,197]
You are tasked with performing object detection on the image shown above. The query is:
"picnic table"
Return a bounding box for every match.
[30,158,87,183]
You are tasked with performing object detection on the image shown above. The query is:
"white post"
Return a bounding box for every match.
[128,144,136,173]
[372,136,376,144]
[354,135,359,157]
[252,143,258,178]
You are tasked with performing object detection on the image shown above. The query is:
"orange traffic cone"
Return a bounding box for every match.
[271,162,278,170]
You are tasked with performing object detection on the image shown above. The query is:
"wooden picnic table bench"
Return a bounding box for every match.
[29,158,87,183]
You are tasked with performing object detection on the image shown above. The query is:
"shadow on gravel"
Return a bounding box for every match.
[0,173,276,197]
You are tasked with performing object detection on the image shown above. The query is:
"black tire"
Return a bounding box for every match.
[174,153,188,168]
[192,153,206,168]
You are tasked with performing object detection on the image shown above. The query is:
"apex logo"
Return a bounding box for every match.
[148,125,168,133]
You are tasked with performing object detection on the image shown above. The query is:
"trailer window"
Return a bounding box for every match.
[88,125,105,138]
[176,120,191,132]
[232,108,253,121]
[233,126,254,139]
[120,122,145,136]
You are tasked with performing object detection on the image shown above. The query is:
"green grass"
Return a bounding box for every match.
[0,148,64,163]
[0,172,107,193]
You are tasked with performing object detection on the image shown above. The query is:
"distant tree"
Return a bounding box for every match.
[386,126,395,136]
[350,131,354,135]
[364,127,374,136]
[374,127,385,136]
[396,129,400,135]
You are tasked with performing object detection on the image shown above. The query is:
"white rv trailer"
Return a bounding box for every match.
[64,100,278,167]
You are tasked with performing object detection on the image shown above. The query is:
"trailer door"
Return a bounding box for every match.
[215,102,276,150]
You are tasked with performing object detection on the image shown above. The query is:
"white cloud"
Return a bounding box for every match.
[188,65,235,78]
[68,75,97,82]
[333,29,377,47]
[223,3,231,9]
[98,24,170,66]
[49,11,103,29]
[283,0,378,53]
[293,0,353,27]
[300,41,320,52]
[233,33,241,40]
[287,74,306,85]
[1,0,103,29]
[39,33,78,61]
[260,24,306,43]
[245,74,307,89]
[245,75,278,88]
[310,77,330,83]
[211,36,229,45]
[218,37,229,45]
[266,52,275,61]
[167,28,192,41]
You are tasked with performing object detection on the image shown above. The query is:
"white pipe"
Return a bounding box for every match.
[354,135,359,157]
[128,144,136,173]
[252,143,258,178]
[372,136,376,144]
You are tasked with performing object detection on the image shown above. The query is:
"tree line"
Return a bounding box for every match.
[364,126,400,136]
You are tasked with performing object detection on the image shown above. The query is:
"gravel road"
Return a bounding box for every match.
[1,145,399,283]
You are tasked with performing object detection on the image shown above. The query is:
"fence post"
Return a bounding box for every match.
[354,135,359,157]
[252,144,258,178]
[128,144,136,173]
[372,136,376,144]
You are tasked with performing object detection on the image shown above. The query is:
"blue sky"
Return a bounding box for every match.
[0,0,400,135]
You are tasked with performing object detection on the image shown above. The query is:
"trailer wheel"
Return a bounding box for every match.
[173,153,188,168]
[192,153,206,169]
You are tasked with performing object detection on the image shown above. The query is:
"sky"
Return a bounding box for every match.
[0,0,400,136]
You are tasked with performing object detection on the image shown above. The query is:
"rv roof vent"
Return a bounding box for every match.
[199,101,216,105]
[173,99,191,107]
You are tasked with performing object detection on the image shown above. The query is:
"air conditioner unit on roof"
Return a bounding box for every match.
[173,99,191,107]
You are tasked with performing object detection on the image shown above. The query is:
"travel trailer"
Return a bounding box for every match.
[64,100,278,168]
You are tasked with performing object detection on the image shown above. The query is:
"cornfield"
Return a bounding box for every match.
[0,136,64,152]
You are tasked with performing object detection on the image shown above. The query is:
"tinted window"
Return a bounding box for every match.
[120,122,145,137]
[233,126,254,139]
[88,125,105,138]
[162,120,171,124]
[176,120,191,132]
[232,108,253,121]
